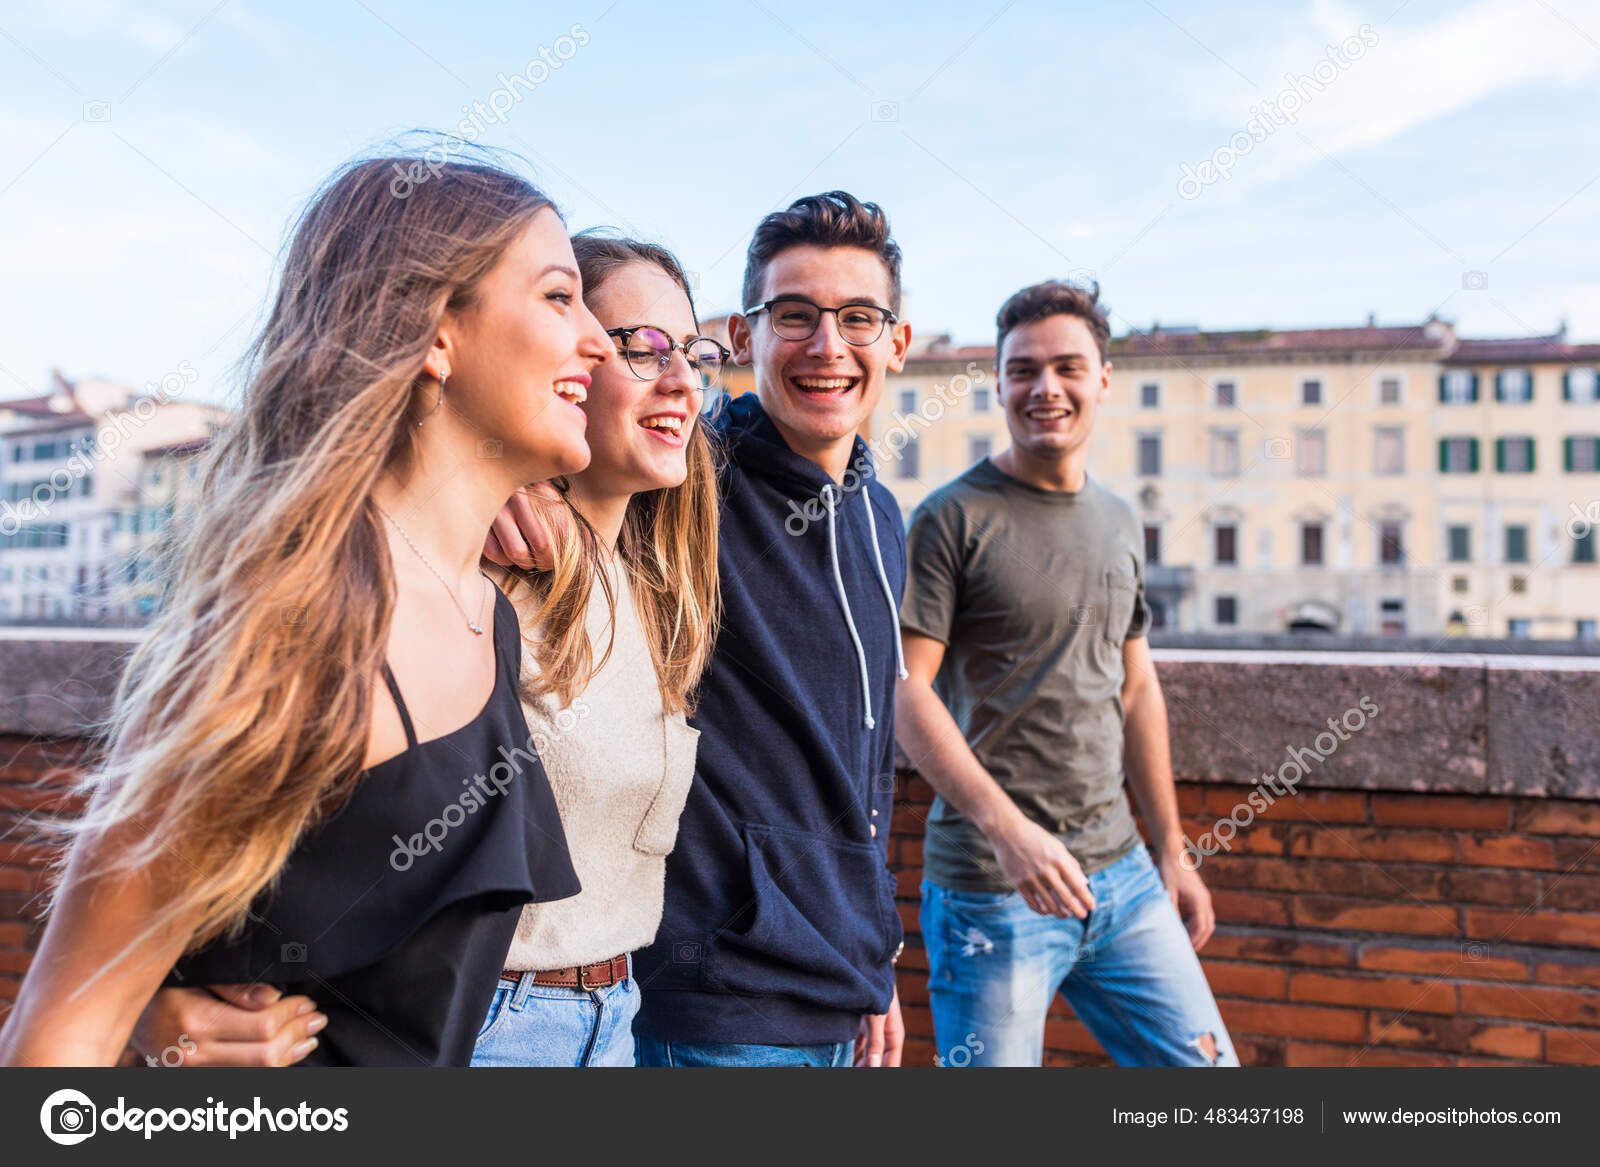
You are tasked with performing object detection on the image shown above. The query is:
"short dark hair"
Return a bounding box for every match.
[995,279,1112,366]
[571,228,697,320]
[740,190,903,315]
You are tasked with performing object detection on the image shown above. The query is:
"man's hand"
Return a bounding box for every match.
[131,986,325,1068]
[1157,853,1216,950]
[990,813,1096,918]
[484,482,571,571]
[855,985,904,1067]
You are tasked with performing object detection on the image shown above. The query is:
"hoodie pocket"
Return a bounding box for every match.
[706,822,896,1012]
[632,716,700,856]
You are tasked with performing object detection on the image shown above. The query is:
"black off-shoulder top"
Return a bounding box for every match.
[167,587,580,1066]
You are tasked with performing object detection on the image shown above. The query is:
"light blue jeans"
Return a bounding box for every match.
[922,846,1236,1067]
[470,961,640,1067]
[634,1037,853,1067]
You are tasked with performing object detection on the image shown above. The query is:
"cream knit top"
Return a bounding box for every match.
[504,560,700,971]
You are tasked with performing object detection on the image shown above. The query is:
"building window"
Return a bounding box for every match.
[1439,437,1480,473]
[1379,521,1405,566]
[1209,429,1240,478]
[967,434,993,464]
[1508,618,1531,639]
[899,438,920,480]
[1505,524,1529,564]
[898,389,917,414]
[1579,619,1598,641]
[1140,382,1160,408]
[1440,369,1478,404]
[1301,378,1323,406]
[1447,524,1472,563]
[1565,435,1600,472]
[1137,433,1162,477]
[1301,522,1324,566]
[1576,527,1597,564]
[1213,380,1236,408]
[1214,523,1238,566]
[1144,524,1161,565]
[1214,595,1238,626]
[1567,366,1598,403]
[1496,368,1532,403]
[1296,428,1327,476]
[1495,436,1536,473]
[971,387,991,413]
[1374,427,1405,476]
[1380,597,1406,636]
[1379,375,1403,405]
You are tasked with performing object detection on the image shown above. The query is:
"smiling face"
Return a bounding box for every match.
[997,313,1112,463]
[729,244,910,474]
[439,206,610,480]
[575,260,705,499]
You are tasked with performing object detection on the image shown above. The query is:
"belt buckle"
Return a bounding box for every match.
[577,963,594,991]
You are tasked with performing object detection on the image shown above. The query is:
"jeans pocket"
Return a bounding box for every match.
[475,982,514,1045]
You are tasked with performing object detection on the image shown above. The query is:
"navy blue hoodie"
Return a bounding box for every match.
[632,392,906,1046]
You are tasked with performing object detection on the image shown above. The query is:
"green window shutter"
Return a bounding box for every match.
[1567,436,1576,472]
[1494,370,1505,402]
[1439,374,1448,404]
[1470,372,1480,403]
[1564,369,1573,403]
[1495,438,1506,472]
[1438,438,1448,472]
[1469,437,1480,472]
[1528,439,1536,473]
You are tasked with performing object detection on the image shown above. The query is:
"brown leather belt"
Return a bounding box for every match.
[501,953,630,990]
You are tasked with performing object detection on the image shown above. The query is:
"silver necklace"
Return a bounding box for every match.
[374,502,491,636]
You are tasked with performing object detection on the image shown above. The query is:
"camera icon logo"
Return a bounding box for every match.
[281,605,306,626]
[1264,437,1292,460]
[1070,603,1097,626]
[40,1088,97,1145]
[1462,270,1488,291]
[672,939,702,964]
[871,100,899,123]
[82,101,112,122]
[281,941,308,963]
[476,438,503,460]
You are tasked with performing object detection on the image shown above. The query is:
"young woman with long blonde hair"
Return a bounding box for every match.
[0,153,610,1067]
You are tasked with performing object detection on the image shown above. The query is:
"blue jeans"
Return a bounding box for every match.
[470,961,640,1067]
[635,1037,853,1067]
[922,847,1236,1067]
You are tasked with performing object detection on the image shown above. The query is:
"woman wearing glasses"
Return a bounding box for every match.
[470,231,724,1066]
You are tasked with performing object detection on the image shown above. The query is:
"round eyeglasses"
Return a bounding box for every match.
[606,325,729,389]
[742,297,896,346]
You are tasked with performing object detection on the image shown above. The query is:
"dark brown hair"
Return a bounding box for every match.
[995,279,1112,366]
[740,190,903,314]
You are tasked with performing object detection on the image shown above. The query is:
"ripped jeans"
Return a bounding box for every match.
[921,846,1236,1067]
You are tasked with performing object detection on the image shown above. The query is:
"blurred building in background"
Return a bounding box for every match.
[0,372,227,624]
[872,317,1600,641]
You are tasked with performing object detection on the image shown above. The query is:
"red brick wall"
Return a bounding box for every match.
[5,734,1599,1067]
[892,773,1600,1066]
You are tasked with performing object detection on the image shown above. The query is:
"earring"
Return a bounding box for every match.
[417,373,446,427]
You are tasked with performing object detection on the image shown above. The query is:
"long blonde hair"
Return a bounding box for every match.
[506,233,721,715]
[64,153,570,951]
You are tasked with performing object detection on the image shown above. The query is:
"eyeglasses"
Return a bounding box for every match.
[606,325,730,389]
[743,297,896,346]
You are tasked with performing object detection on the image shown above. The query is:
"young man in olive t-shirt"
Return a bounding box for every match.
[895,280,1234,1066]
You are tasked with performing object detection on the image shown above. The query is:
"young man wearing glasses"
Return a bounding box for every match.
[894,280,1234,1067]
[619,192,914,1067]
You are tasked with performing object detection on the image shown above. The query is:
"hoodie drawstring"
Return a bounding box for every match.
[823,484,910,730]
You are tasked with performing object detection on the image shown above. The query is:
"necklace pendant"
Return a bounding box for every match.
[469,623,484,636]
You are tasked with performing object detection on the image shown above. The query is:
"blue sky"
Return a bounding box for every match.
[2,0,1597,405]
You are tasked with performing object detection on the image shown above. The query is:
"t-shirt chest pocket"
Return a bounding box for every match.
[1103,567,1137,648]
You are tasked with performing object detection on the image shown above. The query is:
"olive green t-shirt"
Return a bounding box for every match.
[901,459,1148,890]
